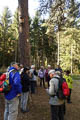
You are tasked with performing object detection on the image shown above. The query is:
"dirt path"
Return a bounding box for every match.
[0,81,80,120]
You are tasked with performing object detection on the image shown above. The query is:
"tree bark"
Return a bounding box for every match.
[18,0,30,67]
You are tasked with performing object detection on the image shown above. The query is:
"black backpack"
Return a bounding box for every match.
[54,77,67,100]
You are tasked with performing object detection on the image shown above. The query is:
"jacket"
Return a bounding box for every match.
[47,75,64,105]
[64,75,73,89]
[30,69,37,81]
[5,67,22,100]
[21,73,30,92]
[38,69,45,78]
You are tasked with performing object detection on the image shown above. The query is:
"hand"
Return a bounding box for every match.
[17,94,21,97]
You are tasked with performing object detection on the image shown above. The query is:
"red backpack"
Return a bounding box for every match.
[62,81,70,97]
[0,74,6,92]
[0,69,16,93]
[54,77,70,100]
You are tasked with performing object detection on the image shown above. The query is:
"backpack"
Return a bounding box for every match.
[0,69,16,94]
[54,77,70,100]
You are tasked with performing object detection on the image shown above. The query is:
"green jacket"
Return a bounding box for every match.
[63,75,73,89]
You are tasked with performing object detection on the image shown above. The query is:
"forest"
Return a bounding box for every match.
[0,1,80,120]
[0,0,80,73]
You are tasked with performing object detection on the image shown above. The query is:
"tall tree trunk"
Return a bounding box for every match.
[18,0,30,67]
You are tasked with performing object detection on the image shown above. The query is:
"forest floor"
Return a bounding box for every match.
[0,80,80,120]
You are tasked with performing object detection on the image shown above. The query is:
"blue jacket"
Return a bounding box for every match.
[5,67,22,100]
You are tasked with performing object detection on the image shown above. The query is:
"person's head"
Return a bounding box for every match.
[63,70,66,75]
[41,66,44,70]
[48,65,51,69]
[19,64,23,69]
[31,65,35,69]
[55,70,61,77]
[10,62,19,70]
[23,67,29,74]
[49,69,55,78]
[66,70,70,75]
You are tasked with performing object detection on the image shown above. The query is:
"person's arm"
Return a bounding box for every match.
[46,80,55,96]
[69,76,73,84]
[48,80,55,95]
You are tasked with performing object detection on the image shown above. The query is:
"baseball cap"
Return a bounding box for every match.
[10,62,19,66]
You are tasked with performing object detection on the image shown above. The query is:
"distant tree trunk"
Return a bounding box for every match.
[18,0,30,67]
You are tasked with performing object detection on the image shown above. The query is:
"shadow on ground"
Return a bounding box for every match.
[0,81,80,120]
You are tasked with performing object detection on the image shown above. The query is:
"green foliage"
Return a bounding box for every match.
[71,74,80,80]
[0,7,19,67]
[29,11,57,67]
[0,1,80,73]
[39,0,80,73]
[0,7,14,66]
[60,28,80,72]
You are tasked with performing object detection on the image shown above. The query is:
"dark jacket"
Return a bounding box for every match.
[21,73,30,92]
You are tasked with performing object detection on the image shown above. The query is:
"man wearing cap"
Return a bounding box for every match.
[46,69,64,120]
[4,62,22,120]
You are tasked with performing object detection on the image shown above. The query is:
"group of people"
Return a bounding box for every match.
[0,62,73,120]
[1,62,38,120]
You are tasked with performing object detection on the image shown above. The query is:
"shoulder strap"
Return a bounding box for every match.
[6,69,17,79]
[53,77,62,90]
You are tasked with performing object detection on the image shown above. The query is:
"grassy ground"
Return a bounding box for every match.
[71,74,80,80]
[0,80,80,120]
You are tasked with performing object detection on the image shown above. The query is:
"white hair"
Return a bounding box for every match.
[48,69,55,75]
[31,65,35,69]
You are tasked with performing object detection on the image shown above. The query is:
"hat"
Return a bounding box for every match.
[10,62,19,66]
[48,69,55,75]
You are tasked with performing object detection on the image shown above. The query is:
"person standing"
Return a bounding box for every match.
[55,64,63,73]
[38,66,45,88]
[4,62,22,120]
[29,65,38,94]
[20,67,30,113]
[64,70,73,103]
[45,65,51,88]
[46,69,64,120]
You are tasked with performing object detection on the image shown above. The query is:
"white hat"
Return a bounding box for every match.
[48,69,55,75]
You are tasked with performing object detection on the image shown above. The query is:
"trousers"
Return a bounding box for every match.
[21,92,29,111]
[50,104,64,120]
[4,97,19,120]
